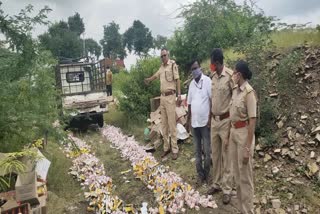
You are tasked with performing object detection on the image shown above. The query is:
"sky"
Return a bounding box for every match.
[2,0,320,68]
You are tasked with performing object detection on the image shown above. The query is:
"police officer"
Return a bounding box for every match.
[207,48,234,205]
[230,60,257,214]
[144,48,181,160]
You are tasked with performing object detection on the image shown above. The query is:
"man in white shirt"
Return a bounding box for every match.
[187,60,212,185]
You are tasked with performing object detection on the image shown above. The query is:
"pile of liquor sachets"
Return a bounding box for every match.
[102,126,217,214]
[62,134,136,213]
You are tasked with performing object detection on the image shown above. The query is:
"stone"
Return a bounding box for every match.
[190,158,196,163]
[288,130,295,141]
[253,198,260,204]
[271,199,281,209]
[256,144,262,151]
[301,208,308,213]
[301,115,308,120]
[300,120,307,125]
[308,162,319,175]
[281,148,289,156]
[261,196,267,205]
[310,151,315,159]
[296,133,302,139]
[294,204,300,211]
[308,141,316,145]
[287,193,293,200]
[264,154,272,162]
[274,149,281,154]
[286,177,293,182]
[316,156,320,163]
[311,126,320,135]
[291,180,304,185]
[270,93,278,97]
[255,207,261,214]
[275,208,286,214]
[315,133,320,142]
[259,152,265,157]
[277,120,284,129]
[272,167,280,174]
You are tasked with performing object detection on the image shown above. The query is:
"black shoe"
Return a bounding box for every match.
[172,153,178,160]
[222,194,231,204]
[207,187,221,195]
[161,150,170,158]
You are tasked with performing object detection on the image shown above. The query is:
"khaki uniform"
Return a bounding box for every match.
[105,70,113,96]
[210,66,234,195]
[154,60,179,154]
[229,81,257,214]
[106,70,112,85]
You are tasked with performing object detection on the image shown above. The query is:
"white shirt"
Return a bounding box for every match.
[187,74,212,128]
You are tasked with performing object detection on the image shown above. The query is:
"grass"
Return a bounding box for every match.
[79,130,157,208]
[271,29,320,49]
[43,141,86,214]
[104,104,146,142]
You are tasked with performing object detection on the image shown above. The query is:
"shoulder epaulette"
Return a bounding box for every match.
[224,67,234,76]
[245,83,254,94]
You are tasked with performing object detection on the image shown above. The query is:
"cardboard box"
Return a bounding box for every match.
[15,171,37,202]
[1,203,30,214]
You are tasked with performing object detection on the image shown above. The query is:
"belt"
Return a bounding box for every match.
[232,121,248,129]
[212,112,230,121]
[161,90,175,96]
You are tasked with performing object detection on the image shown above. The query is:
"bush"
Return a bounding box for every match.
[118,57,161,119]
[275,50,302,101]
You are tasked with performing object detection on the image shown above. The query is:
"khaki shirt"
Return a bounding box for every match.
[106,70,112,85]
[154,60,179,93]
[230,81,257,122]
[211,66,234,115]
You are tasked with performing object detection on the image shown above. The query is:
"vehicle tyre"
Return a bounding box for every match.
[97,114,104,128]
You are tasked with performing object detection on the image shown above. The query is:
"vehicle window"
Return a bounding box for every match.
[66,71,85,83]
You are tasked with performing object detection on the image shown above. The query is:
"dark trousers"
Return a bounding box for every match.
[192,126,211,180]
[106,85,112,96]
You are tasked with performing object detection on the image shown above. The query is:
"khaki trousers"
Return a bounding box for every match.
[230,126,255,214]
[210,118,233,195]
[160,94,179,154]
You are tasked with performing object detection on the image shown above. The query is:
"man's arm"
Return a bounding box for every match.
[145,75,157,84]
[176,79,181,95]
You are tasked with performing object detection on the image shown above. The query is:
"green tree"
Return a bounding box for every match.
[123,20,153,57]
[85,38,101,59]
[153,35,167,50]
[68,12,85,36]
[39,21,82,59]
[0,2,59,152]
[168,0,274,70]
[100,21,126,59]
[39,13,86,59]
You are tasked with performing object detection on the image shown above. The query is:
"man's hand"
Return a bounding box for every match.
[177,95,182,106]
[242,147,250,165]
[144,78,151,85]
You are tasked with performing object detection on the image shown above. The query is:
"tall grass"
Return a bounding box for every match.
[271,29,320,48]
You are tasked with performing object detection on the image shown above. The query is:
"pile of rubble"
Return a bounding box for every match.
[253,46,320,213]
